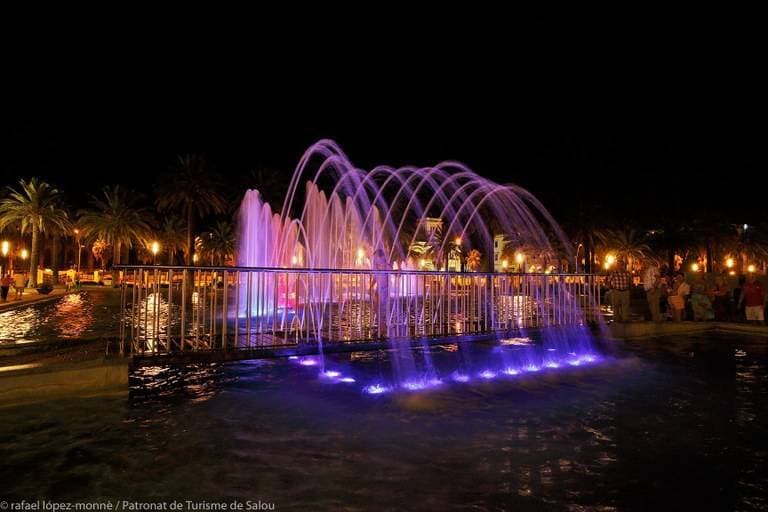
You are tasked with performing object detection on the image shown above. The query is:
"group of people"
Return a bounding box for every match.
[0,272,27,302]
[606,260,766,325]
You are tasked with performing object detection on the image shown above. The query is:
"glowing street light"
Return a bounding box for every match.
[192,253,199,264]
[454,236,462,247]
[725,257,734,269]
[1,240,8,275]
[73,228,82,274]
[21,249,28,260]
[515,253,524,264]
[502,259,508,270]
[419,258,427,269]
[747,264,756,273]
[605,254,616,266]
[691,263,700,272]
[151,241,160,265]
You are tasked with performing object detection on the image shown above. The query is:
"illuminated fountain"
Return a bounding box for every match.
[237,139,601,392]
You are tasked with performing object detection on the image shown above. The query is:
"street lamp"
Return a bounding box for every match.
[725,257,734,269]
[73,229,83,275]
[151,241,160,265]
[575,243,583,273]
[1,240,9,275]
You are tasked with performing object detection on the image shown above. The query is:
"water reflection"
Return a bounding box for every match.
[0,291,116,343]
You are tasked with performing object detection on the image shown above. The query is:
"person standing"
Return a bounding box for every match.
[668,274,691,321]
[0,273,12,302]
[739,274,765,325]
[607,260,633,322]
[13,272,26,300]
[643,262,662,322]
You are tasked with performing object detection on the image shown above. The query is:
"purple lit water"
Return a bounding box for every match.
[236,140,602,382]
[2,333,766,509]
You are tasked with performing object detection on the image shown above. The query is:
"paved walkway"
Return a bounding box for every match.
[0,287,70,311]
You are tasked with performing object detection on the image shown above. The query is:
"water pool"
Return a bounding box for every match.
[1,332,766,510]
[0,289,120,344]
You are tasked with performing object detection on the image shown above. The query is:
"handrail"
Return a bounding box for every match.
[114,264,599,278]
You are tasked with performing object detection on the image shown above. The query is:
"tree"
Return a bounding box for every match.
[156,155,227,265]
[0,178,70,286]
[157,215,186,265]
[465,249,482,271]
[91,239,112,271]
[596,228,651,272]
[77,185,152,267]
[199,221,235,266]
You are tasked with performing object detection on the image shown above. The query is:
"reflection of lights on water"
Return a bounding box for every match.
[364,384,390,395]
[322,370,341,378]
[546,348,557,352]
[339,377,356,383]
[544,361,560,369]
[452,372,471,383]
[479,370,496,379]
[582,355,596,363]
[0,363,41,373]
[402,378,442,391]
[568,359,581,366]
[499,337,532,346]
[288,356,298,360]
[524,365,540,372]
[503,367,520,376]
[299,358,318,366]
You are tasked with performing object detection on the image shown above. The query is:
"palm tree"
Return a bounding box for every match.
[199,221,236,266]
[77,185,152,267]
[91,239,112,271]
[465,249,482,271]
[596,228,651,272]
[156,155,227,265]
[157,215,187,265]
[0,178,70,286]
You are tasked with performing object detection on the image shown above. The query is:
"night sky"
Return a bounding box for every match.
[2,79,765,227]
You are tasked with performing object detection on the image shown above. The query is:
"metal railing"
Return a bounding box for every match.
[116,265,602,356]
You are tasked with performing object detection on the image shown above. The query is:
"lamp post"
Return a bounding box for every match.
[575,243,583,274]
[73,229,82,275]
[1,240,9,276]
[151,241,160,265]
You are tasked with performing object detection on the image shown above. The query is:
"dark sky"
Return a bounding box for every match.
[2,75,766,227]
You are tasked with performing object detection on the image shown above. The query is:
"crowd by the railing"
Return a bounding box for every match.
[603,260,766,325]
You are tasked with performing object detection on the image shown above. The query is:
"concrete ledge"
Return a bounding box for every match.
[609,321,768,340]
[0,358,130,407]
